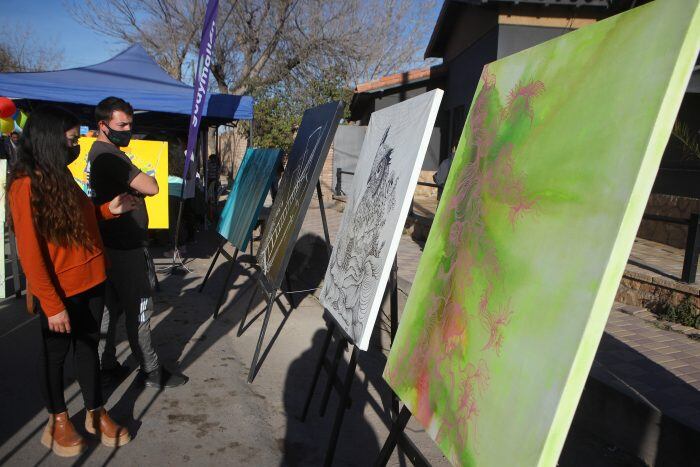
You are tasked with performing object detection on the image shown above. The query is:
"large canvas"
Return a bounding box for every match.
[384,2,700,466]
[257,101,344,292]
[69,137,169,229]
[320,90,443,349]
[217,148,282,250]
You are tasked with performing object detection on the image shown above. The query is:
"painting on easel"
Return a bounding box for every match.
[257,101,344,292]
[320,90,443,350]
[385,1,700,465]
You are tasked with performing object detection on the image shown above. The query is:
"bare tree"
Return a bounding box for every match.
[67,0,436,93]
[0,26,64,72]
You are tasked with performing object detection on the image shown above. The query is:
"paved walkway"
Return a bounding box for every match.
[0,193,697,466]
[315,196,700,433]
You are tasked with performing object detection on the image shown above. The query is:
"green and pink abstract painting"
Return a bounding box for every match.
[384,1,700,466]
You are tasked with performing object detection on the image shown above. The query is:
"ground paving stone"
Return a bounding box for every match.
[0,197,697,466]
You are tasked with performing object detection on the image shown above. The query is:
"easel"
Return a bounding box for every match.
[373,405,430,467]
[198,171,285,319]
[243,181,332,383]
[299,257,427,467]
[8,229,22,298]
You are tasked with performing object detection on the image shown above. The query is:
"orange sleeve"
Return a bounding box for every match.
[9,180,65,317]
[96,201,118,221]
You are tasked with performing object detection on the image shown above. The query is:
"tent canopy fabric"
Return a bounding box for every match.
[0,44,253,121]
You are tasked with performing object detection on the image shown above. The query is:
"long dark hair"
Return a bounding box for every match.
[8,105,94,249]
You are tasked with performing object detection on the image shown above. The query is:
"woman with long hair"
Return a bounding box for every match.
[8,106,136,457]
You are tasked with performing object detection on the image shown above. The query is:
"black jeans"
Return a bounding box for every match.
[38,283,105,414]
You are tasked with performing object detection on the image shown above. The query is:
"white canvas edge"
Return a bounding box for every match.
[354,89,444,350]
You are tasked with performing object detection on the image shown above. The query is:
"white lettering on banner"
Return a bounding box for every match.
[191,19,216,133]
[258,124,327,279]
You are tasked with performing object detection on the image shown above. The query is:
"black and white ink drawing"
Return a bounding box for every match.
[320,90,444,349]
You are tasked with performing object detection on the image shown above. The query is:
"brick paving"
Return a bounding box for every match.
[311,193,700,433]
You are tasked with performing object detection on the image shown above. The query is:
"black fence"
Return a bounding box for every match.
[642,213,699,283]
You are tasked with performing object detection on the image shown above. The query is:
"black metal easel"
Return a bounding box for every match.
[373,405,430,467]
[242,181,333,383]
[198,174,290,319]
[299,258,415,467]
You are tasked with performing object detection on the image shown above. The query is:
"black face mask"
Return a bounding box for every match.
[105,125,132,147]
[67,145,80,165]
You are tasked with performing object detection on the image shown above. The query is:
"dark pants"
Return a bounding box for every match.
[99,247,160,373]
[38,283,105,414]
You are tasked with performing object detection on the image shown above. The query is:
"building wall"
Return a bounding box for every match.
[497,24,574,58]
[209,126,249,179]
[443,6,498,62]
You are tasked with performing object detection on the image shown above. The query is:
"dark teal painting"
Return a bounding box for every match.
[217,148,282,250]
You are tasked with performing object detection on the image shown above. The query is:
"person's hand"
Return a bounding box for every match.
[109,193,138,215]
[48,310,71,333]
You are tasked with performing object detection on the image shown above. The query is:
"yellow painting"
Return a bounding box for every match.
[69,137,169,229]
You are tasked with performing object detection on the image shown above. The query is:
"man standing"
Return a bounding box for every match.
[1,131,20,165]
[90,96,187,389]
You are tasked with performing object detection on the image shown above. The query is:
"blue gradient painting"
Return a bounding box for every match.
[217,148,282,250]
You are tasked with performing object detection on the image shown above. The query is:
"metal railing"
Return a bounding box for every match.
[642,213,699,283]
[335,169,439,225]
[335,168,439,196]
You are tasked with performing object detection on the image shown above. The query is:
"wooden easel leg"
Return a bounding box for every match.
[247,291,275,383]
[199,241,225,293]
[301,320,336,421]
[284,271,296,308]
[374,406,413,467]
[323,346,359,467]
[237,278,259,337]
[316,181,332,255]
[213,248,240,319]
[319,336,346,417]
[390,257,400,417]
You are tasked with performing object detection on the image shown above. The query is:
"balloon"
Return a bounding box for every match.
[0,97,16,119]
[15,110,28,129]
[1,117,15,134]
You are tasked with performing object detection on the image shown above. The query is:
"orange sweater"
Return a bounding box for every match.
[9,177,117,317]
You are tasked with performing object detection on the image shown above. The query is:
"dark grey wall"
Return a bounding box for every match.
[653,93,700,198]
[372,85,430,112]
[497,24,573,59]
[332,125,366,194]
[444,27,499,110]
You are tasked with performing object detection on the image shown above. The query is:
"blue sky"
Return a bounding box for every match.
[4,0,124,68]
[4,0,441,73]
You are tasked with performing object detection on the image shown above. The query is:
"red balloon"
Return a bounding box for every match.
[0,97,16,119]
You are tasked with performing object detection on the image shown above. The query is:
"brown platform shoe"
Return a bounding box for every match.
[40,412,87,457]
[85,408,131,447]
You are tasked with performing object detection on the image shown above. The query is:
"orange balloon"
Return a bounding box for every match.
[0,97,16,119]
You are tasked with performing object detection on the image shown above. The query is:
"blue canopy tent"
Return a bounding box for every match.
[0,43,253,193]
[0,44,253,125]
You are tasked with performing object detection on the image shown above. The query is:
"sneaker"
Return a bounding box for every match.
[142,367,188,389]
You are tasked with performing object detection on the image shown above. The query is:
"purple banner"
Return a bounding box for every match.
[182,0,219,187]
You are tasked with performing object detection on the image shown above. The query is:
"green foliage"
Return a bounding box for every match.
[252,70,353,153]
[651,296,700,329]
[671,119,700,159]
